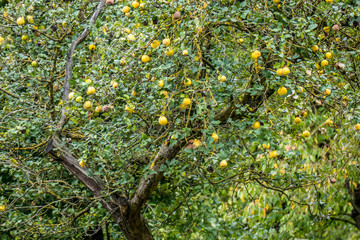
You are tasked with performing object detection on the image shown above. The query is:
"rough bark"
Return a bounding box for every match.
[57,0,106,131]
[343,179,360,229]
[130,139,187,215]
[47,137,153,239]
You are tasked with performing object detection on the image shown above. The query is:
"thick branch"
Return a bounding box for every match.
[130,139,187,214]
[47,136,135,238]
[57,0,106,131]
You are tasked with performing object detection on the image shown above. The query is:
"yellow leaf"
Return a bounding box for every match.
[150,161,155,170]
[193,139,201,147]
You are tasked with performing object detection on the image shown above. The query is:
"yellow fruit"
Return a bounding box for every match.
[294,117,301,124]
[321,60,329,67]
[165,48,174,57]
[325,119,333,125]
[158,80,164,88]
[263,143,270,149]
[124,28,131,33]
[302,110,308,117]
[220,160,227,168]
[87,86,95,95]
[4,12,8,18]
[297,86,304,93]
[323,26,330,33]
[251,50,261,59]
[253,121,260,129]
[238,38,244,43]
[273,0,280,3]
[162,38,171,46]
[79,160,86,167]
[324,88,331,96]
[131,90,137,96]
[218,75,227,82]
[311,45,319,52]
[132,1,140,8]
[16,17,25,26]
[141,55,150,63]
[0,205,5,212]
[89,44,96,51]
[184,78,192,86]
[282,67,290,75]
[326,0,333,2]
[335,37,341,42]
[75,96,82,102]
[122,6,130,13]
[269,150,278,158]
[125,13,130,17]
[278,86,287,96]
[27,15,34,24]
[69,92,75,100]
[125,104,135,113]
[276,68,284,76]
[0,36,4,43]
[180,103,187,110]
[31,61,38,67]
[85,79,92,84]
[112,82,119,88]
[315,62,321,69]
[95,106,102,113]
[182,98,191,106]
[194,139,202,147]
[151,40,160,48]
[83,101,92,110]
[302,130,310,138]
[212,133,219,141]
[182,50,189,56]
[21,35,28,41]
[159,116,168,125]
[325,52,332,59]
[355,123,360,131]
[127,34,136,41]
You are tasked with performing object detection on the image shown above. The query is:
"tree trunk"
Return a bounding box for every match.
[47,137,153,239]
[116,214,153,240]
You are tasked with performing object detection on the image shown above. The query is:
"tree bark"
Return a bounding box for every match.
[47,137,154,239]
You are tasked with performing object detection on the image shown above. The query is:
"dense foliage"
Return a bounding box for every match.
[1,0,360,239]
